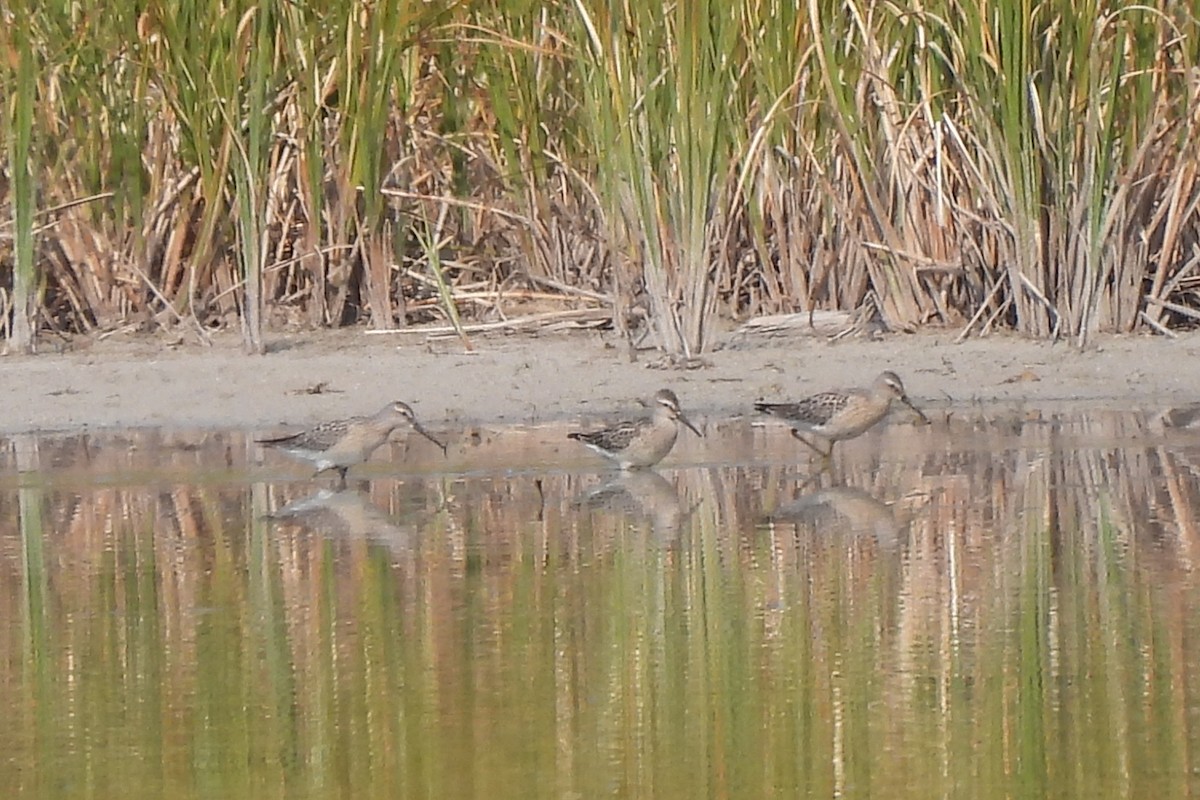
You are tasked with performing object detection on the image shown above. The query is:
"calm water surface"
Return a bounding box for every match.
[2,409,1200,798]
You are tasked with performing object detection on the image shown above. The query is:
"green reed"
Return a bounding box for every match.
[4,12,36,352]
[226,1,275,354]
[2,0,1199,352]
[571,0,737,357]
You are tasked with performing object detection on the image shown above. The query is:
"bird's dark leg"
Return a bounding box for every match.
[796,468,827,493]
[334,466,349,490]
[790,429,830,458]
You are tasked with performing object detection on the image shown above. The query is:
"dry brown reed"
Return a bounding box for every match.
[3,2,1200,354]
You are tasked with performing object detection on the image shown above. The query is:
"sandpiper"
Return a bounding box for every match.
[568,388,702,469]
[258,401,446,485]
[754,371,927,458]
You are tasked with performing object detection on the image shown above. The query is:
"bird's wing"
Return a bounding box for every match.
[260,418,354,450]
[570,418,644,452]
[757,392,849,426]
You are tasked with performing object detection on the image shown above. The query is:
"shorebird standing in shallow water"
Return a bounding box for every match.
[568,388,703,469]
[754,371,927,458]
[258,401,446,486]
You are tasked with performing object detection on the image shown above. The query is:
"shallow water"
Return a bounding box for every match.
[3,409,1200,798]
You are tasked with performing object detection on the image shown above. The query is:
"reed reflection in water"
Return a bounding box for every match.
[2,409,1200,798]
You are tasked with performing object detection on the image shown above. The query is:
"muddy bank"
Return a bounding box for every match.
[2,327,1197,435]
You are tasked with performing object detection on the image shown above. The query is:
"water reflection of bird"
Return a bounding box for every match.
[755,371,928,458]
[768,486,928,550]
[568,388,703,469]
[257,401,446,487]
[575,469,687,541]
[266,486,418,555]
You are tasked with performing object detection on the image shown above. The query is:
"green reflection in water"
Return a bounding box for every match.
[1,412,1200,798]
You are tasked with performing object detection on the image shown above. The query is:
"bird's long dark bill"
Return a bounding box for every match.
[901,397,930,424]
[413,422,448,455]
[256,432,301,446]
[679,414,703,437]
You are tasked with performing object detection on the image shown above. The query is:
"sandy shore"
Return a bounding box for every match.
[2,326,1198,435]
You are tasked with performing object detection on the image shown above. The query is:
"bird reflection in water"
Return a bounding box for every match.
[265,484,420,556]
[574,469,693,543]
[767,483,932,551]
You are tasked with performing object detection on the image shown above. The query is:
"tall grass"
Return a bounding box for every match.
[1,0,1199,354]
[3,11,36,353]
[226,1,274,354]
[572,0,738,358]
